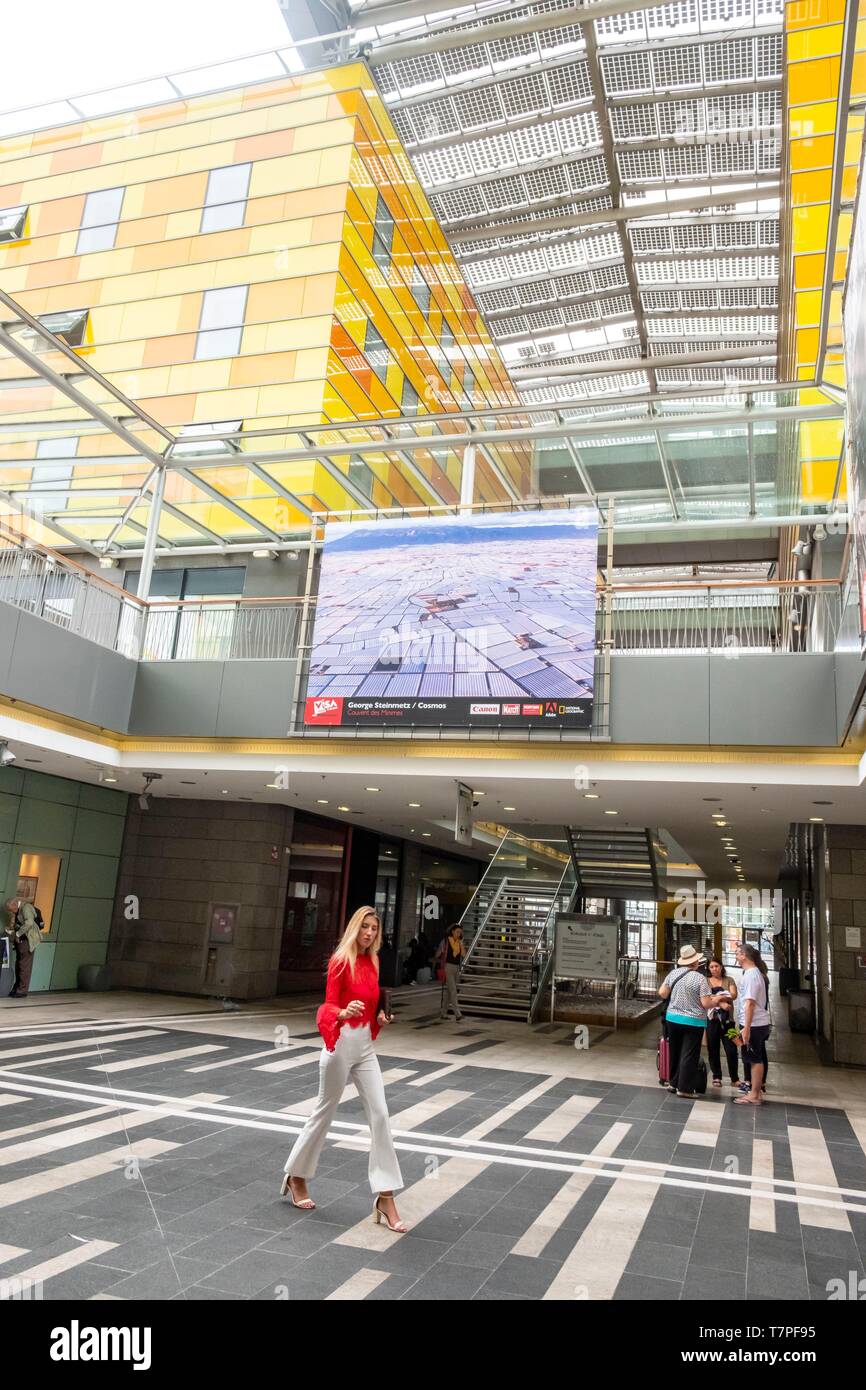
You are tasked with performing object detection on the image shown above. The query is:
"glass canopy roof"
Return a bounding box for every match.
[0,0,858,551]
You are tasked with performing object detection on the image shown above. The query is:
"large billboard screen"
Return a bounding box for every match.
[304,508,598,729]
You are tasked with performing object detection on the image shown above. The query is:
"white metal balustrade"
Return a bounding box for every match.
[141,600,301,661]
[0,536,144,658]
[609,583,841,654]
[0,529,847,666]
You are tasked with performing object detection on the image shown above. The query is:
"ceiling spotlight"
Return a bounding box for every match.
[365,787,380,792]
[422,832,432,837]
[813,523,827,541]
[0,742,16,767]
[408,802,421,808]
[317,798,329,804]
[604,809,619,816]
[503,805,516,811]
[584,793,600,799]
[809,816,824,822]
[337,805,350,812]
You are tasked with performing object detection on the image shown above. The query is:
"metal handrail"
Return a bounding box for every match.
[459,877,509,971]
[528,863,576,1024]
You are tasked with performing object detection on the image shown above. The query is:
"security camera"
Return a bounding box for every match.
[138,772,162,811]
[0,743,15,767]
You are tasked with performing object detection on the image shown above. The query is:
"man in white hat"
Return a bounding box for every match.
[658,945,721,1097]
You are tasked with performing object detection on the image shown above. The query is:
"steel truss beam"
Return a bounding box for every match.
[137,404,844,470]
[447,186,781,243]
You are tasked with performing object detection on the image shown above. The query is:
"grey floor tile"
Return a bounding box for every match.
[440,1230,514,1271]
[400,1262,490,1300]
[479,1254,559,1299]
[626,1239,691,1282]
[614,1272,683,1301]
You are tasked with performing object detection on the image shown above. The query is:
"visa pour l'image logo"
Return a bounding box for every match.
[305,696,344,725]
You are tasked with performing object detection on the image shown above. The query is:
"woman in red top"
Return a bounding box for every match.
[280,906,407,1233]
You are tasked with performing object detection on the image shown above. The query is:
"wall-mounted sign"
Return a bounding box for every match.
[455,782,473,846]
[846,927,862,949]
[554,913,619,982]
[209,903,238,944]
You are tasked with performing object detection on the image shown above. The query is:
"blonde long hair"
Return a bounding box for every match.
[331,905,382,976]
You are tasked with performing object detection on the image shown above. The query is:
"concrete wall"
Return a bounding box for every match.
[610,653,839,745]
[825,825,866,1065]
[107,799,293,1000]
[0,765,127,991]
[0,604,136,731]
[129,659,299,737]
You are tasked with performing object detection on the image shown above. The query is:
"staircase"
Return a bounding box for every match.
[566,826,662,901]
[458,879,562,1020]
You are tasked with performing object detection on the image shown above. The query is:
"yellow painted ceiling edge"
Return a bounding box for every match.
[0,695,858,766]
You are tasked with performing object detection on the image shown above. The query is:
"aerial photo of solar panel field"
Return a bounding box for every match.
[305,510,598,710]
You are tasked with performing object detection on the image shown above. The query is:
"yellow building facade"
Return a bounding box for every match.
[0,62,527,547]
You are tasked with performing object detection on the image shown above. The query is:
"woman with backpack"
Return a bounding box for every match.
[658,946,720,1098]
[733,942,771,1105]
[4,897,41,998]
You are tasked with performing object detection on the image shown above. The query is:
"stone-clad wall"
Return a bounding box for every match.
[826,825,866,1065]
[108,799,293,1000]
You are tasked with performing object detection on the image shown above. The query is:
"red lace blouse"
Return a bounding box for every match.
[316,953,381,1053]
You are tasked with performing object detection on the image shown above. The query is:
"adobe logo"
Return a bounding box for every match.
[304,696,344,725]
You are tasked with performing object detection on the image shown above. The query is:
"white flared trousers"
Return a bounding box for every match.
[284,1024,403,1194]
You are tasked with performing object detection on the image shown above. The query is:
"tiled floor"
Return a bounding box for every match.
[0,985,864,1301]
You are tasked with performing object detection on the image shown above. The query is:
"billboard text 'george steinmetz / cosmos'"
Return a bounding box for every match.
[303,509,599,728]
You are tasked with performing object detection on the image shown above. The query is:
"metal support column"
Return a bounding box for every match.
[137,467,166,602]
[460,442,476,514]
[600,495,615,736]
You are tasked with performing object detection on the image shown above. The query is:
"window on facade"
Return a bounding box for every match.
[31,437,77,516]
[363,322,391,383]
[5,309,91,352]
[33,309,90,348]
[76,187,124,254]
[126,565,247,660]
[412,265,431,318]
[401,377,419,416]
[169,420,242,458]
[194,285,247,361]
[439,319,454,386]
[200,163,251,234]
[0,206,28,243]
[371,195,395,273]
[348,456,375,499]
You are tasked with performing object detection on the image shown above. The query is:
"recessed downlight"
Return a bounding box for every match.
[365,787,380,792]
[605,810,619,816]
[503,805,516,811]
[337,805,350,812]
[584,793,600,799]
[317,799,329,804]
[408,802,421,808]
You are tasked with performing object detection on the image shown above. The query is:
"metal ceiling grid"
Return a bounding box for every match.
[368,0,787,398]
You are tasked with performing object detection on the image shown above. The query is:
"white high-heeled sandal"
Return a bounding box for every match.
[373,1195,407,1233]
[280,1174,316,1209]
